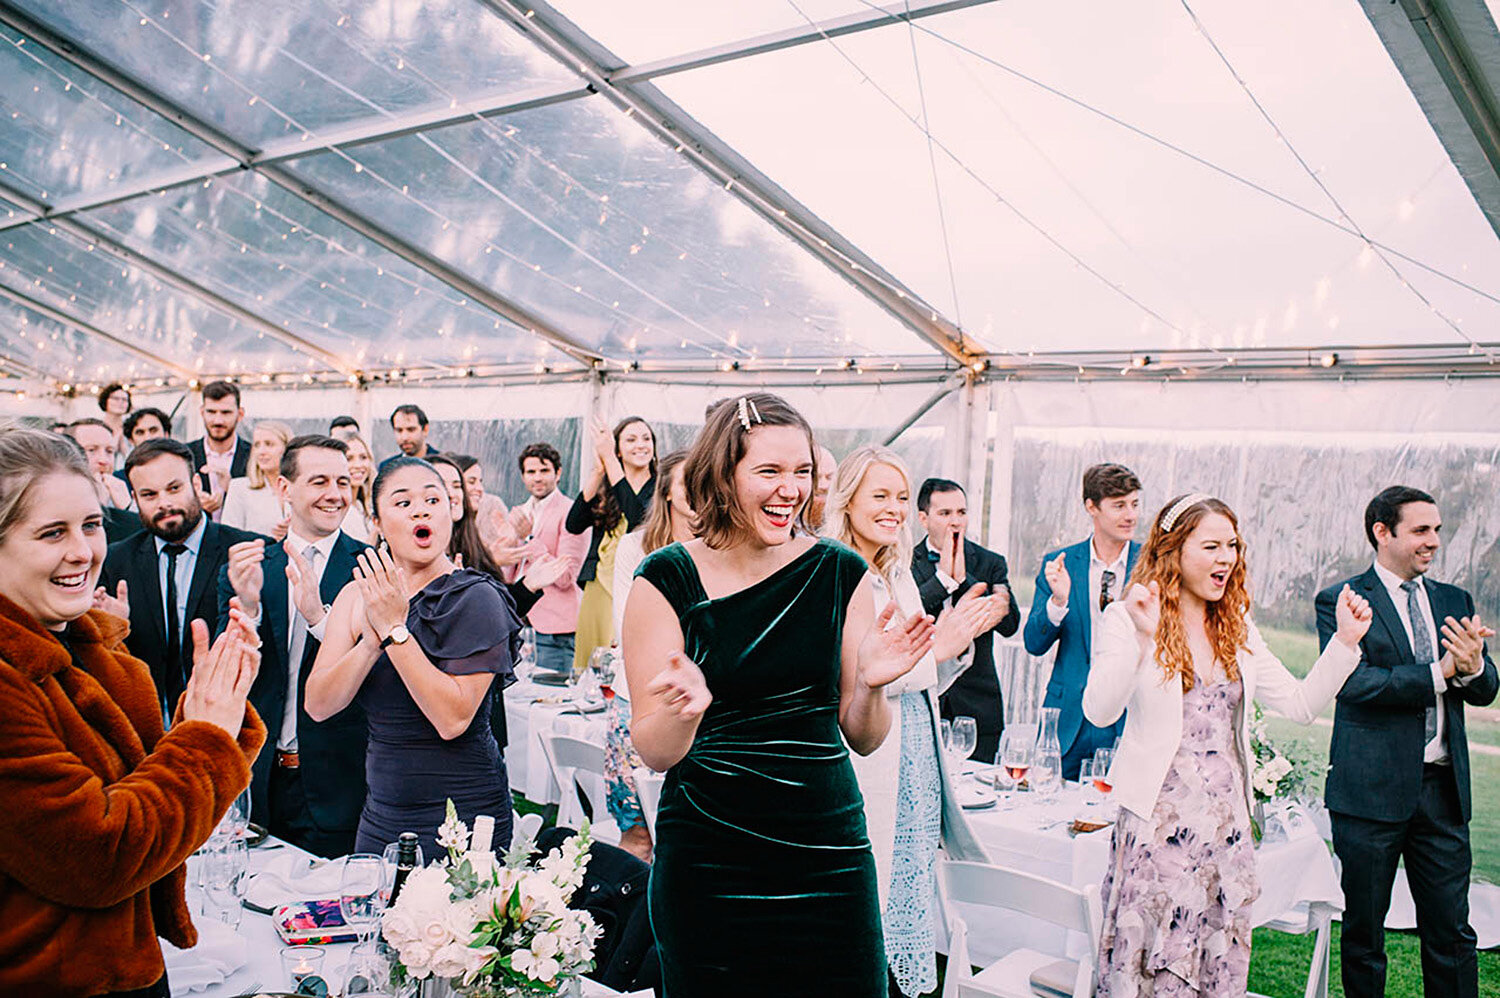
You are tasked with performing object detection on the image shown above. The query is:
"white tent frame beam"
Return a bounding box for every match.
[1362,0,1500,237]
[479,0,980,369]
[0,279,192,378]
[0,0,602,369]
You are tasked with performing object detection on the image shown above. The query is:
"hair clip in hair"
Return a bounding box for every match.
[1161,492,1212,532]
[735,396,762,430]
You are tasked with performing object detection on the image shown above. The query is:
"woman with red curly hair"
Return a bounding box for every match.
[1083,493,1373,996]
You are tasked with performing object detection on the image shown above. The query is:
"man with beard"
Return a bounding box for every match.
[806,444,838,531]
[187,380,251,520]
[96,437,262,722]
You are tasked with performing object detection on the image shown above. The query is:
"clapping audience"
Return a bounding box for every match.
[221,420,292,539]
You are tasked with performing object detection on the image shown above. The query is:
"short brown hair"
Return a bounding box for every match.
[683,393,818,549]
[1082,463,1141,506]
[0,424,95,545]
[518,442,561,473]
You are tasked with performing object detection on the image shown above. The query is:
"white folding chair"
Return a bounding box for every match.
[512,809,544,848]
[632,766,664,836]
[939,859,1101,998]
[537,732,620,844]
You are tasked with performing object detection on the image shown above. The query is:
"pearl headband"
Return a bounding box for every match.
[1161,492,1213,532]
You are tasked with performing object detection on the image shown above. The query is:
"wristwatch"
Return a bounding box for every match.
[380,624,411,649]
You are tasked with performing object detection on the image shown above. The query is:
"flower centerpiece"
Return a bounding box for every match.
[382,801,600,997]
[1247,702,1315,840]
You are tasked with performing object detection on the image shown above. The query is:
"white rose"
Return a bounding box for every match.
[444,898,479,941]
[383,909,419,948]
[430,941,471,979]
[395,866,452,912]
[419,916,453,950]
[401,943,434,977]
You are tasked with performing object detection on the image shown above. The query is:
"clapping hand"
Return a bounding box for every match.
[270,514,291,543]
[180,607,260,738]
[1044,553,1070,607]
[1332,585,1373,649]
[508,507,533,540]
[285,545,326,627]
[522,553,570,593]
[1441,614,1492,678]
[938,529,966,583]
[353,546,411,643]
[91,579,129,620]
[645,651,712,720]
[1122,581,1161,638]
[858,602,936,689]
[225,539,266,617]
[195,465,229,514]
[981,584,1012,630]
[933,583,991,661]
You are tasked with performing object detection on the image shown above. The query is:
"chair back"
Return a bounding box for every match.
[939,859,1101,998]
[539,733,609,832]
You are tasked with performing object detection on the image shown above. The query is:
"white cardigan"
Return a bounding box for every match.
[849,569,988,910]
[1082,602,1359,826]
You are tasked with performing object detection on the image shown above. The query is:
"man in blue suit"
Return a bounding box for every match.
[1024,463,1143,780]
[1316,486,1496,998]
[219,434,369,857]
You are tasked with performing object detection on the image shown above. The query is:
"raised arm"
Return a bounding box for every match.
[1316,586,1437,708]
[1023,555,1064,656]
[304,580,379,721]
[1083,597,1153,728]
[839,575,935,755]
[1255,587,1369,722]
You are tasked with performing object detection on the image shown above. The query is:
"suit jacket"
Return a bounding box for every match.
[1316,567,1498,823]
[100,518,262,712]
[1024,537,1142,755]
[507,489,589,635]
[911,537,1021,742]
[217,532,369,835]
[187,436,251,493]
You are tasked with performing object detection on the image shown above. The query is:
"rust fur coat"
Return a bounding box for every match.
[0,596,265,996]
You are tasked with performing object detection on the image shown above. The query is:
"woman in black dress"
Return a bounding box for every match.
[305,457,521,859]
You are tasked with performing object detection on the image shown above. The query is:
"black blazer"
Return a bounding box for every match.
[1316,567,1497,822]
[187,435,251,492]
[99,518,262,712]
[911,537,1022,744]
[217,532,369,836]
[565,476,655,585]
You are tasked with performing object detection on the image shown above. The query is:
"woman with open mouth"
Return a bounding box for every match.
[1082,493,1374,997]
[621,394,936,997]
[304,457,524,861]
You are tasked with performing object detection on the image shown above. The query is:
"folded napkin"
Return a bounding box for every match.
[160,917,247,992]
[243,851,346,911]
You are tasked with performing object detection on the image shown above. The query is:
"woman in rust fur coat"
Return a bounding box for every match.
[0,425,266,997]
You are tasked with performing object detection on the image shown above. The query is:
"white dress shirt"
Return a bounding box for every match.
[278,528,341,751]
[155,516,208,636]
[1371,560,1461,765]
[1046,535,1130,644]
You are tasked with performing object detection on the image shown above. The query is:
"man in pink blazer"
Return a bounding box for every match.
[508,442,589,679]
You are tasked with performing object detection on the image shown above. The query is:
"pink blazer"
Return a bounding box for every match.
[513,489,589,635]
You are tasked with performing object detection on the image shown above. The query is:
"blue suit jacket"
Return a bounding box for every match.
[217,532,369,835]
[1023,537,1141,755]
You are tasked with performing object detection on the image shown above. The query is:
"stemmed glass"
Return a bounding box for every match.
[338,854,387,948]
[949,716,978,773]
[996,727,1035,792]
[1091,746,1115,796]
[200,835,248,930]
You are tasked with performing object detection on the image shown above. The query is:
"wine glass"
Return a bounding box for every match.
[939,718,953,756]
[338,854,387,947]
[997,727,1034,792]
[949,716,978,772]
[1091,746,1115,796]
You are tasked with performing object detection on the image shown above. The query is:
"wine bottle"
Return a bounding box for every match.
[388,832,419,908]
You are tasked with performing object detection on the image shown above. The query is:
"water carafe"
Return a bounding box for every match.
[1031,706,1064,798]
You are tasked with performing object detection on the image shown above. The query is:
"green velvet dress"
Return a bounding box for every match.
[636,539,886,997]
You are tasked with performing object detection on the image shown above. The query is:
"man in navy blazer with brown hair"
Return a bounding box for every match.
[1316,485,1496,998]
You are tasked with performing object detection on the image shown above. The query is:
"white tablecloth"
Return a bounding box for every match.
[168,838,641,997]
[956,776,1341,970]
[504,679,609,805]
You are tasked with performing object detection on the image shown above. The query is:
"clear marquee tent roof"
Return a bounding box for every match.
[4,0,1500,400]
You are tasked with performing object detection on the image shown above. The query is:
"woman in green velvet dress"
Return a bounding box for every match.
[621,393,936,998]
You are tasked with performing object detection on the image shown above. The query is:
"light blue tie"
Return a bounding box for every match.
[1402,579,1439,746]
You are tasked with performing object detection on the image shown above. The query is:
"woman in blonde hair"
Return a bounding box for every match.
[340,432,376,543]
[221,420,291,539]
[821,444,996,996]
[1084,493,1373,996]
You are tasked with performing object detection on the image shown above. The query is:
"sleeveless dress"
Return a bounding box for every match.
[353,569,522,861]
[1096,678,1259,997]
[636,540,886,998]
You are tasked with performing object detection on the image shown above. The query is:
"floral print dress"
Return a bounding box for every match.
[1097,678,1259,997]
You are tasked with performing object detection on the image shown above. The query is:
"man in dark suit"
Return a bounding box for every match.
[911,478,1021,764]
[219,434,368,857]
[97,437,261,721]
[1316,485,1497,998]
[1024,463,1143,780]
[187,380,251,520]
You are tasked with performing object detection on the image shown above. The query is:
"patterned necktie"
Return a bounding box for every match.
[1099,569,1117,612]
[1402,579,1439,745]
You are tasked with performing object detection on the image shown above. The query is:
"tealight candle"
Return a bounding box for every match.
[280,945,325,987]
